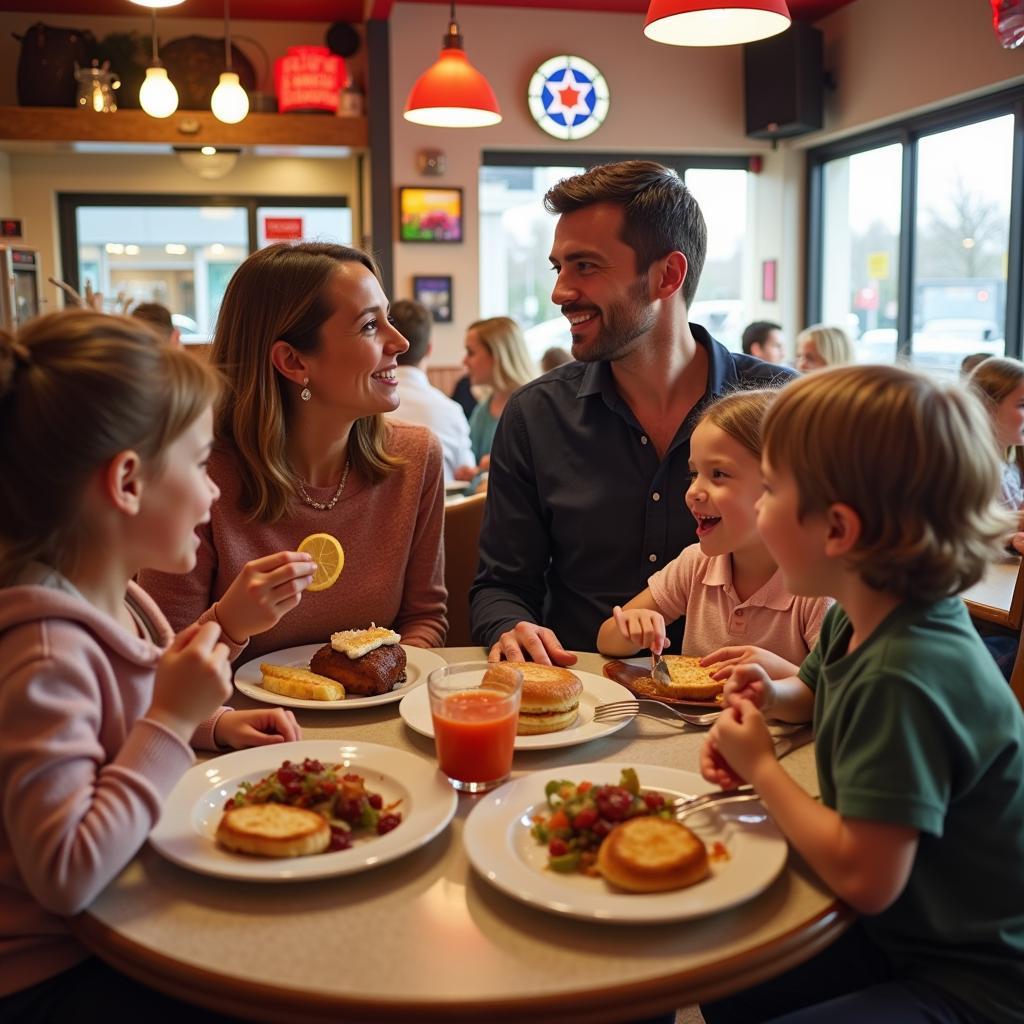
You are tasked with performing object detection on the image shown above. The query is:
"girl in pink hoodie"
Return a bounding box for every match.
[0,312,314,1021]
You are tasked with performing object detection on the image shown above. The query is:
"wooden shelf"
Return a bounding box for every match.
[0,106,368,149]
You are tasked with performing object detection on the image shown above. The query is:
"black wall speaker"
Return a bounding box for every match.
[744,21,823,140]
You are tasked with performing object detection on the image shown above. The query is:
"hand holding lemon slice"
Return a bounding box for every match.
[297,533,345,592]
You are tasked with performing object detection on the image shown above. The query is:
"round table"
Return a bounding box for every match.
[73,649,852,1023]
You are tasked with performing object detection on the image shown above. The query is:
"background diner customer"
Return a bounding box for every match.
[0,311,300,1020]
[385,298,474,483]
[130,301,180,347]
[454,315,537,485]
[141,242,447,658]
[740,320,785,364]
[470,160,793,664]
[540,345,573,373]
[794,324,854,372]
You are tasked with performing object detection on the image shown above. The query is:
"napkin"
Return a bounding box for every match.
[769,721,813,759]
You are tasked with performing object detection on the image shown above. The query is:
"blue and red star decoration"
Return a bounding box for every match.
[528,56,609,141]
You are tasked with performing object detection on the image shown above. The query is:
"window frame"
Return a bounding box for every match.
[57,192,350,300]
[805,84,1024,361]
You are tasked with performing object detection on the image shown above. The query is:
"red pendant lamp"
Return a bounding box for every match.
[404,1,502,128]
[644,0,791,46]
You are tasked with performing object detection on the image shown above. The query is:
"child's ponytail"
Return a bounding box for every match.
[0,311,219,586]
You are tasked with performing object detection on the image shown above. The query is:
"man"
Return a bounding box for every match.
[741,320,785,364]
[386,298,475,483]
[470,161,794,664]
[130,302,181,346]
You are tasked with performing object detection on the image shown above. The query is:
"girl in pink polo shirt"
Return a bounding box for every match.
[0,312,309,1021]
[597,388,829,676]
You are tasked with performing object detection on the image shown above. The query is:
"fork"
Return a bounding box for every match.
[593,699,721,727]
[671,785,759,819]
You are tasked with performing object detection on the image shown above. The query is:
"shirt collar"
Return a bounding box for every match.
[395,365,429,387]
[701,553,795,611]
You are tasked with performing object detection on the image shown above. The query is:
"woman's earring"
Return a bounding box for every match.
[300,378,312,402]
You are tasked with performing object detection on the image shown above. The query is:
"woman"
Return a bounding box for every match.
[141,243,447,658]
[454,317,537,483]
[794,324,854,373]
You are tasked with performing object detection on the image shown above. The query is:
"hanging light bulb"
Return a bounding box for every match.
[139,8,178,118]
[644,0,791,47]
[128,1,186,7]
[404,1,501,128]
[212,0,249,124]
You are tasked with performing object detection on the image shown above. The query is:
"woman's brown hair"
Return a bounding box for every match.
[211,242,401,522]
[0,310,219,586]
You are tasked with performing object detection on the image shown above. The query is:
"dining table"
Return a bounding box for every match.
[962,554,1024,629]
[71,648,852,1024]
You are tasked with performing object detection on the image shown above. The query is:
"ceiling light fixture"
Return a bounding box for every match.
[139,7,179,118]
[404,1,501,128]
[211,0,249,124]
[644,0,791,47]
[128,0,186,7]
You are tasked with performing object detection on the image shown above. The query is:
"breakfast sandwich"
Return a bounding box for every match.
[514,663,583,735]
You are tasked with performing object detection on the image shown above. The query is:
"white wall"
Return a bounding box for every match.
[389,2,766,363]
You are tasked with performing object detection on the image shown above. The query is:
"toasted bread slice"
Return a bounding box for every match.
[598,816,709,892]
[330,625,401,659]
[260,663,345,701]
[655,655,723,701]
[216,803,330,858]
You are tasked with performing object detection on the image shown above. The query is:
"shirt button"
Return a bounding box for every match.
[648,553,657,563]
[736,610,744,617]
[641,435,649,445]
[652,492,661,502]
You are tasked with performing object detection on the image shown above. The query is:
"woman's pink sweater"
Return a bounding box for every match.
[140,421,448,661]
[0,582,225,996]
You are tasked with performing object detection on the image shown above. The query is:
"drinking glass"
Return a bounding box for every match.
[427,662,522,793]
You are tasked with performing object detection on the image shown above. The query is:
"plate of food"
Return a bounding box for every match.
[603,655,726,708]
[234,627,448,710]
[149,740,457,882]
[463,763,786,923]
[399,664,637,750]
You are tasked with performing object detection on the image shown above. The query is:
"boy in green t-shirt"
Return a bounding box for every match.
[700,364,1024,1024]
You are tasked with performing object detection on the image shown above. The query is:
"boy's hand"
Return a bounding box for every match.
[214,708,301,749]
[611,605,668,656]
[702,645,797,681]
[708,696,777,787]
[216,551,317,643]
[148,622,231,743]
[718,663,777,712]
[699,735,746,790]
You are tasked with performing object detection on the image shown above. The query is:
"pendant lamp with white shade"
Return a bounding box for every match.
[138,7,178,118]
[404,1,501,128]
[211,0,249,124]
[644,0,791,47]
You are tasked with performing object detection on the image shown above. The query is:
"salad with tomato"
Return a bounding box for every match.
[530,768,671,875]
[224,758,402,852]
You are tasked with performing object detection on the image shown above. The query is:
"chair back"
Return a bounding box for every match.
[443,493,487,647]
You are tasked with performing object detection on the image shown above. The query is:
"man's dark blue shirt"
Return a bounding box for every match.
[469,325,796,652]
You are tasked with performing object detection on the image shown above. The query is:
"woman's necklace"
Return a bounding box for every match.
[296,458,351,511]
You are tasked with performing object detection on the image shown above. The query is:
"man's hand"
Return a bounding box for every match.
[488,622,578,667]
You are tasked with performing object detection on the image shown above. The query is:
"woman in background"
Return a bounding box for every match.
[455,316,537,485]
[794,324,854,373]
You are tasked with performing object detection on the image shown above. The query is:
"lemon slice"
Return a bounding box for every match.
[297,533,345,592]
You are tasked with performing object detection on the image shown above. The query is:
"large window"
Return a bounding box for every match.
[480,154,750,361]
[59,195,351,342]
[808,87,1024,375]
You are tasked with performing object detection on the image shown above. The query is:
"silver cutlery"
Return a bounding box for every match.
[592,699,721,727]
[672,785,760,818]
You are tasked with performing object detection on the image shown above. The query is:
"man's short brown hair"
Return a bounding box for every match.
[131,302,174,341]
[763,364,1013,602]
[544,160,707,308]
[390,299,432,365]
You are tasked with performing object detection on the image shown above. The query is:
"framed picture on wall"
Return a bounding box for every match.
[399,187,463,243]
[413,275,453,323]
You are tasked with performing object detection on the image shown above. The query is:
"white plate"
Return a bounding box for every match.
[463,763,787,923]
[445,480,471,494]
[399,669,636,750]
[150,740,457,882]
[234,644,447,710]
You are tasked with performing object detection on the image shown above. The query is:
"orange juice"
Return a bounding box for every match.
[432,690,518,784]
